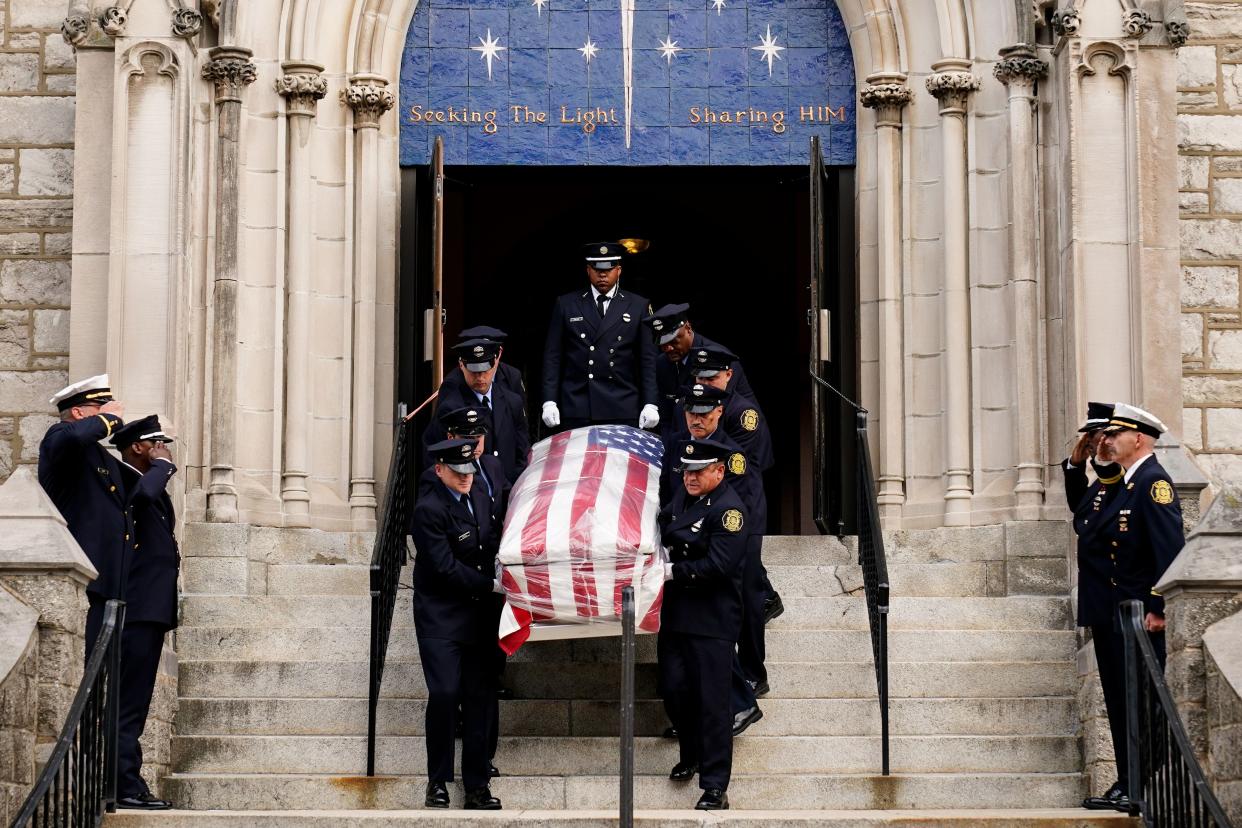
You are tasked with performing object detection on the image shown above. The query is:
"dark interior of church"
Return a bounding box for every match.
[399,164,855,534]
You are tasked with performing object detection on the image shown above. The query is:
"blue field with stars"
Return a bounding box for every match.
[399,0,856,166]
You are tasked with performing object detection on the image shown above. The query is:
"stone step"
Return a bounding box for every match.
[153,773,1096,812]
[174,627,1076,664]
[170,734,1081,776]
[179,659,1076,701]
[108,807,1136,827]
[175,696,1077,738]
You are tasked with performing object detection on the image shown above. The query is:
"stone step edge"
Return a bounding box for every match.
[169,734,1083,744]
[162,771,1088,781]
[176,658,1079,668]
[174,694,1079,702]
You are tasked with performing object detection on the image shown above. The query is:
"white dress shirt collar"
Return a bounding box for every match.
[1123,452,1154,484]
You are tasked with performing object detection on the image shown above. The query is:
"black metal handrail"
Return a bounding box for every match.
[367,417,417,776]
[808,371,890,775]
[1121,600,1233,828]
[11,599,125,828]
[618,585,635,828]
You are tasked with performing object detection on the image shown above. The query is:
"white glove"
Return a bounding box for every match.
[663,563,675,582]
[542,401,560,428]
[639,403,660,430]
[492,578,504,594]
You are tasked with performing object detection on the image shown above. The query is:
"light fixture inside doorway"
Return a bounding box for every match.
[619,239,649,255]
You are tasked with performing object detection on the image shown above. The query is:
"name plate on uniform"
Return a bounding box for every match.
[399,0,855,167]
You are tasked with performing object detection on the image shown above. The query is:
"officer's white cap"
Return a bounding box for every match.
[49,374,112,410]
[1104,403,1167,439]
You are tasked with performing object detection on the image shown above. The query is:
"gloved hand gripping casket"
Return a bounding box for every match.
[497,426,667,655]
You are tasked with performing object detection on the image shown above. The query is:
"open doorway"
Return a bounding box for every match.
[398,164,855,535]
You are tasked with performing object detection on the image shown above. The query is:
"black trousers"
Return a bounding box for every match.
[1092,615,1166,786]
[418,636,495,789]
[85,593,108,657]
[658,631,734,791]
[737,536,768,685]
[117,622,167,798]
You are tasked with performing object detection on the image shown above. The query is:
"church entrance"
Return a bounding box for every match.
[397,159,856,534]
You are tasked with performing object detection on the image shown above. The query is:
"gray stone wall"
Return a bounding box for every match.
[1180,3,1242,482]
[0,587,38,826]
[1204,612,1242,821]
[0,0,74,484]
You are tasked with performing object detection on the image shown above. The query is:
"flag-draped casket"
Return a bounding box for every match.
[497,425,667,654]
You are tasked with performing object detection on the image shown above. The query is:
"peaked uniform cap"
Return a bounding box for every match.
[1104,403,1167,439]
[428,438,480,474]
[110,414,175,448]
[678,383,729,413]
[452,338,501,372]
[583,241,625,270]
[50,374,114,411]
[1078,401,1115,433]
[688,345,738,377]
[457,325,508,342]
[438,405,491,436]
[677,437,731,471]
[642,303,690,345]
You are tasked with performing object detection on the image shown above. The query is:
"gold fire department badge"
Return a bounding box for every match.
[722,509,744,533]
[1150,480,1174,505]
[740,409,759,432]
[728,453,746,475]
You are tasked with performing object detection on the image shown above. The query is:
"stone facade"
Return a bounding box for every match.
[0,0,74,486]
[1180,2,1242,486]
[1204,611,1242,822]
[0,584,38,827]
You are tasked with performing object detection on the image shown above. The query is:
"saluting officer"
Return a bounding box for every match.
[37,375,132,652]
[1079,404,1185,812]
[641,303,755,440]
[110,416,179,811]
[411,439,506,811]
[662,384,764,736]
[442,325,526,400]
[1064,401,1123,512]
[427,338,530,486]
[688,346,779,694]
[541,242,660,431]
[658,437,750,811]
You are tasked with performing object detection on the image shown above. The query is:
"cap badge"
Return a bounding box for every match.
[722,509,744,533]
[599,245,608,254]
[685,444,694,455]
[473,345,484,357]
[466,410,478,420]
[693,386,704,397]
[652,320,663,331]
[1151,480,1174,505]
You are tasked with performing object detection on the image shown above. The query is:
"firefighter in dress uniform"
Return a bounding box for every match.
[36,375,132,652]
[688,346,778,697]
[410,439,506,811]
[541,242,660,431]
[1077,404,1185,812]
[1064,401,1123,513]
[111,416,180,811]
[425,338,530,486]
[658,437,750,811]
[441,325,526,400]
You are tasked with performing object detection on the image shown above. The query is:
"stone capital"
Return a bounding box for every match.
[994,46,1048,89]
[859,82,913,127]
[203,45,257,105]
[277,61,328,117]
[342,74,395,129]
[926,68,980,116]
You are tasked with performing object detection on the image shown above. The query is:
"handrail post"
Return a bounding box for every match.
[619,585,635,828]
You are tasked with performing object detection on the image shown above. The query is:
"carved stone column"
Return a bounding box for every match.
[996,47,1049,519]
[202,46,256,523]
[860,76,913,522]
[926,60,980,527]
[342,75,394,526]
[275,62,328,527]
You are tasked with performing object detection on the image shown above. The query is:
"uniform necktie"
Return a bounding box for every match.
[481,394,490,409]
[597,293,608,317]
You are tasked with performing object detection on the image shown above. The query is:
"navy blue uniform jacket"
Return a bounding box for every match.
[417,453,509,524]
[660,429,766,532]
[410,480,503,644]
[38,414,133,600]
[441,359,525,401]
[659,480,748,641]
[542,287,658,423]
[423,377,530,487]
[655,332,755,441]
[1075,456,1184,626]
[119,459,179,629]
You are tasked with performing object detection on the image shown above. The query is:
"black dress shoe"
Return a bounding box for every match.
[732,705,763,736]
[488,762,500,777]
[695,788,729,810]
[662,725,678,739]
[463,786,502,810]
[1083,781,1132,812]
[424,781,450,808]
[669,762,697,781]
[747,678,770,697]
[763,593,785,623]
[116,792,172,810]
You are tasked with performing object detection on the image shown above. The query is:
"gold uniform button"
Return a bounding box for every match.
[124,533,129,540]
[1111,541,1118,547]
[110,485,117,492]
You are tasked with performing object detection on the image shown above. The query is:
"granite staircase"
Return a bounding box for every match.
[108,522,1139,826]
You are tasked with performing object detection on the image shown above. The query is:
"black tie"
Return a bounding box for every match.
[597,293,608,317]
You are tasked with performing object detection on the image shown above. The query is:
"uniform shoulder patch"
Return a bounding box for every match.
[722,509,744,533]
[728,452,746,476]
[740,409,759,432]
[1150,479,1174,505]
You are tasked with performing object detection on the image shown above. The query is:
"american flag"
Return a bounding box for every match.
[496,425,667,654]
